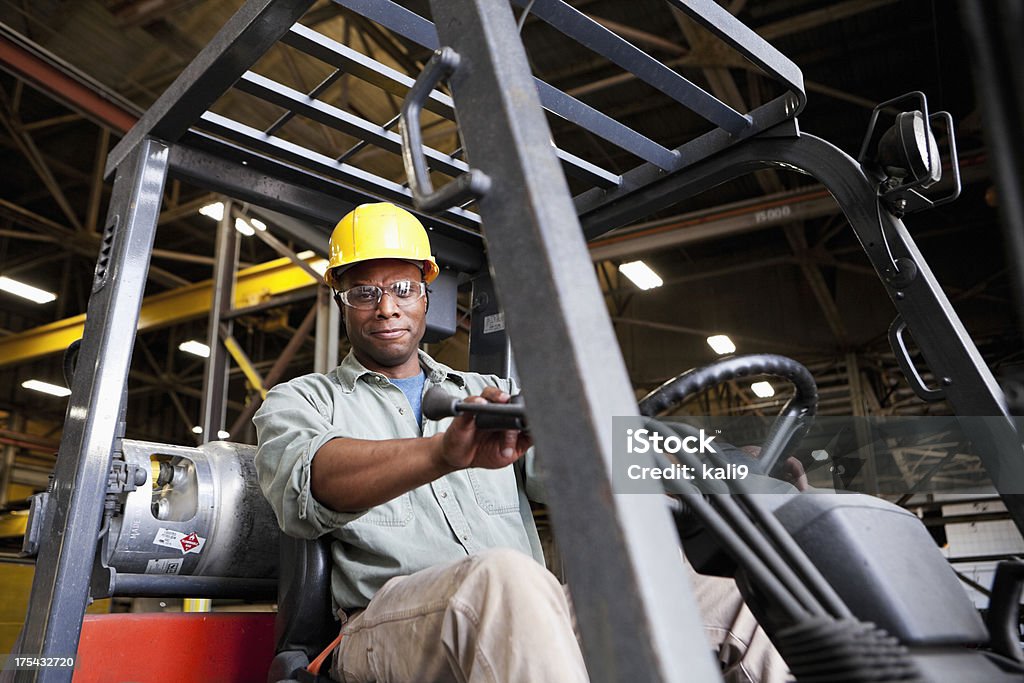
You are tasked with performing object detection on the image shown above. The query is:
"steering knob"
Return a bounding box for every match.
[422,386,528,431]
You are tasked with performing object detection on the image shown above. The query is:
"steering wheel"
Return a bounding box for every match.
[638,354,818,476]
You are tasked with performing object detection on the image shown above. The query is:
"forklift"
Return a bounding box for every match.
[8,0,1024,681]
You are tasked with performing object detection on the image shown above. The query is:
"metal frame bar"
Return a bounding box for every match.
[332,0,681,169]
[234,70,471,177]
[0,414,24,507]
[314,286,340,374]
[667,0,805,114]
[426,0,722,680]
[277,20,621,187]
[166,139,486,269]
[199,111,440,207]
[281,22,455,118]
[105,0,317,175]
[199,200,239,443]
[511,0,751,133]
[18,139,169,680]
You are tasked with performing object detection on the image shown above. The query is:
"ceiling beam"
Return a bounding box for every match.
[0,255,322,368]
[0,197,187,288]
[0,24,140,134]
[0,87,84,230]
[85,128,111,233]
[754,0,901,42]
[587,14,687,56]
[669,8,851,352]
[588,187,836,261]
[611,316,816,354]
[785,223,848,344]
[106,0,203,28]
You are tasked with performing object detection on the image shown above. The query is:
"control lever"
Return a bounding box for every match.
[422,386,527,431]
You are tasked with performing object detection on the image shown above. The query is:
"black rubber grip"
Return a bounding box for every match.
[422,387,527,431]
[638,353,818,419]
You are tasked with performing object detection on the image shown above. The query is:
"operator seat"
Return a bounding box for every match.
[267,535,339,683]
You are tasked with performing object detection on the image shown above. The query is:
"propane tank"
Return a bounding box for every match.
[101,439,279,579]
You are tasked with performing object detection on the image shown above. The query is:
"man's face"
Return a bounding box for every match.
[339,259,427,377]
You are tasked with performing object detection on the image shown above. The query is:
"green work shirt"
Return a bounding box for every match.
[253,349,545,611]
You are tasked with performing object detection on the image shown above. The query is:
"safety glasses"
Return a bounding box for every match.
[337,280,426,310]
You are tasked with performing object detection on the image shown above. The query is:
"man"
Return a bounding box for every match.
[254,202,783,683]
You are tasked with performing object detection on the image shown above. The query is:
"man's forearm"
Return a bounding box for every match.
[310,434,457,512]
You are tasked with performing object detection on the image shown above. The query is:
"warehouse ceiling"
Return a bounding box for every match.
[0,0,1018,499]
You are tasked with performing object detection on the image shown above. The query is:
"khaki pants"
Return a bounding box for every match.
[332,548,786,683]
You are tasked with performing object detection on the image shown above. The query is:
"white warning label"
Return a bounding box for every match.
[145,558,183,575]
[152,527,206,555]
[483,312,505,334]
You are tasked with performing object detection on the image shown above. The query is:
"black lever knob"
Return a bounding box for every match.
[422,386,527,431]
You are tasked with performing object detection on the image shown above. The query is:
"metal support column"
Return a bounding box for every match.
[0,413,23,507]
[846,352,879,494]
[424,1,721,680]
[199,199,238,443]
[959,0,1024,337]
[16,138,168,681]
[228,303,319,441]
[314,285,339,374]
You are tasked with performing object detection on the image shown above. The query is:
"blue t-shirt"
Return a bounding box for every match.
[389,371,426,428]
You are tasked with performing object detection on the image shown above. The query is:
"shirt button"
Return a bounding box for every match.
[440,491,448,498]
[462,534,469,541]
[398,407,405,415]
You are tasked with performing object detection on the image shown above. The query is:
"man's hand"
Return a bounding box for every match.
[438,386,532,470]
[738,445,809,491]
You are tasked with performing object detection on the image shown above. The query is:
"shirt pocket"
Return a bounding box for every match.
[466,467,521,515]
[350,492,414,527]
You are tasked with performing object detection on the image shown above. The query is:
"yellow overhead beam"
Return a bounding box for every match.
[0,510,28,538]
[0,256,323,369]
[223,333,268,400]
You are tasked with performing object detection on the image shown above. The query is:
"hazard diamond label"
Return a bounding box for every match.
[180,532,200,553]
[153,527,206,555]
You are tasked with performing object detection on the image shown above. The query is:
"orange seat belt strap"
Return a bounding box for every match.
[307,632,345,677]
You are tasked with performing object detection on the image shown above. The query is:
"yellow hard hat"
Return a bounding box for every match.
[325,203,439,287]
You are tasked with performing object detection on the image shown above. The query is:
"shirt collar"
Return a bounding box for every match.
[333,349,466,393]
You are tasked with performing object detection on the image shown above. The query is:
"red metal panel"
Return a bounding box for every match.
[73,612,276,683]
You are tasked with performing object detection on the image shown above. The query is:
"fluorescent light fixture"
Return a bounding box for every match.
[0,276,56,304]
[234,217,255,237]
[217,430,230,440]
[296,250,315,259]
[22,379,71,397]
[618,261,663,290]
[309,259,330,276]
[751,381,775,398]
[191,425,203,435]
[179,340,211,358]
[706,335,736,355]
[199,202,224,221]
[250,218,266,231]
